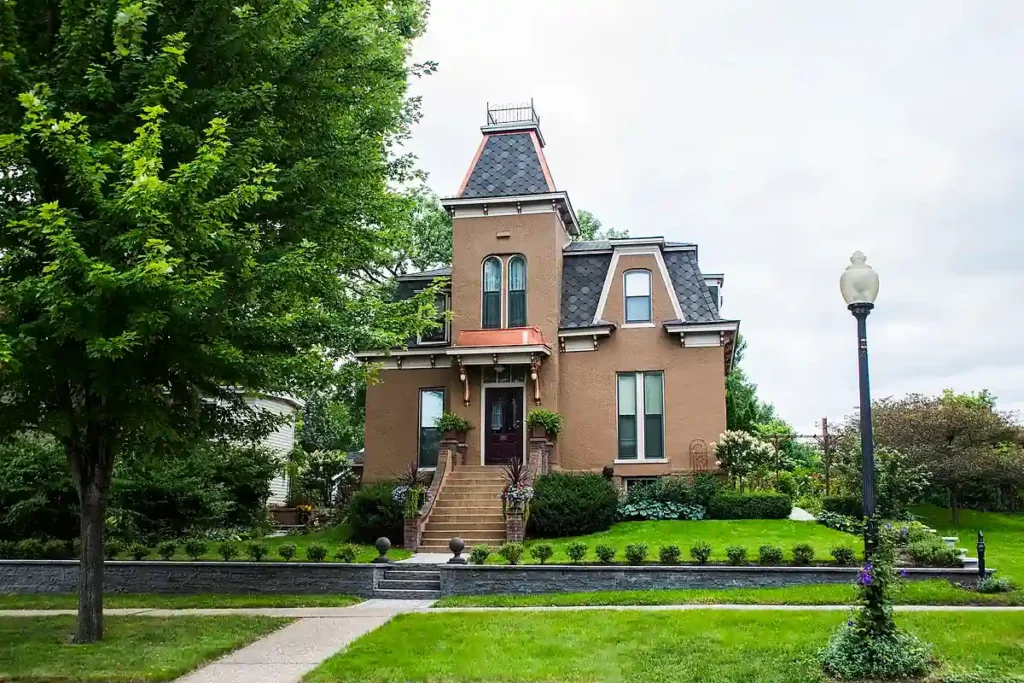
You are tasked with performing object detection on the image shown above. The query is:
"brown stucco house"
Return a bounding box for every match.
[356,103,739,550]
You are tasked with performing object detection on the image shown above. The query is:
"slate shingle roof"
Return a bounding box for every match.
[560,254,612,328]
[663,249,719,322]
[461,134,552,198]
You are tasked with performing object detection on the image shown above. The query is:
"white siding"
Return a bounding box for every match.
[246,396,299,506]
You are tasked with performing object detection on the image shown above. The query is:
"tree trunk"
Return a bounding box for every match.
[949,488,960,525]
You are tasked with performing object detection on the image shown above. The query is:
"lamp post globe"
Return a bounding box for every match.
[840,251,879,557]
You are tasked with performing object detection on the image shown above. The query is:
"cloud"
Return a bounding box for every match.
[405,0,1024,431]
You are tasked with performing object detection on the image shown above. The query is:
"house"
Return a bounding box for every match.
[356,103,739,549]
[247,394,305,506]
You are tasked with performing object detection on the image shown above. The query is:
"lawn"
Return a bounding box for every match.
[0,593,362,610]
[914,503,1024,585]
[307,610,1024,683]
[433,579,1024,608]
[116,524,411,564]
[510,519,861,564]
[0,616,288,682]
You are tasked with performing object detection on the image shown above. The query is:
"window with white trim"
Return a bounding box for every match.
[482,257,502,329]
[624,270,652,323]
[508,255,527,327]
[617,371,664,460]
[418,388,445,467]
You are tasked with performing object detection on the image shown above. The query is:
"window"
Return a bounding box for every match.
[617,371,665,460]
[508,256,527,327]
[418,293,449,344]
[418,388,444,467]
[482,257,502,329]
[624,477,660,493]
[624,270,652,323]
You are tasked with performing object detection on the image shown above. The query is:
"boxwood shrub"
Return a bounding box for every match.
[348,482,403,544]
[708,492,792,519]
[528,473,619,537]
[822,495,863,518]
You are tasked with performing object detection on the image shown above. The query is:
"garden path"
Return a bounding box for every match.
[789,507,816,521]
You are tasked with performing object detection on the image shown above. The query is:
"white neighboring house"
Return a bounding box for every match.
[245,394,305,506]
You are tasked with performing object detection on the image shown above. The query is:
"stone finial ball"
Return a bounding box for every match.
[449,537,465,555]
[375,537,391,554]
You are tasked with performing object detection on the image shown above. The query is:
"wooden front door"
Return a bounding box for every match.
[484,387,524,466]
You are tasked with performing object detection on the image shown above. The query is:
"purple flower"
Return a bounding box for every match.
[847,619,854,627]
[899,569,908,578]
[857,563,874,586]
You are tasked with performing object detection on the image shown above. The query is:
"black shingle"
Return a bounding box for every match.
[663,250,719,322]
[560,254,612,328]
[462,134,551,198]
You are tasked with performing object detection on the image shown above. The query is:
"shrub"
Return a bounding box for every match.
[794,494,824,514]
[246,542,269,562]
[157,541,177,561]
[278,543,297,561]
[16,538,44,559]
[127,543,150,561]
[333,544,357,563]
[817,511,864,535]
[656,476,694,505]
[42,539,70,560]
[565,541,588,564]
[822,495,863,518]
[830,545,856,565]
[104,539,124,560]
[725,545,747,565]
[347,482,403,544]
[618,500,704,521]
[976,576,1014,594]
[469,545,491,565]
[906,538,961,568]
[595,544,616,564]
[306,543,328,562]
[792,543,815,565]
[528,473,618,537]
[529,543,553,564]
[0,540,17,558]
[658,544,681,565]
[435,412,471,433]
[708,492,791,520]
[183,539,207,560]
[497,542,524,566]
[690,473,723,508]
[690,541,713,564]
[526,409,563,436]
[217,541,239,561]
[818,624,933,680]
[624,543,648,565]
[758,544,784,565]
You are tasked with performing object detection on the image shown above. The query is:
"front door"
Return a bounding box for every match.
[484,387,524,465]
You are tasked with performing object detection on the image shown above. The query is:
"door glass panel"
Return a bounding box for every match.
[490,400,503,431]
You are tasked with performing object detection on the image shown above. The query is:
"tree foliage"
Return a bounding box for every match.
[712,430,776,489]
[574,209,629,242]
[726,335,776,432]
[0,0,434,641]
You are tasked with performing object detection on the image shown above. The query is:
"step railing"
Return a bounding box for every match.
[404,439,458,551]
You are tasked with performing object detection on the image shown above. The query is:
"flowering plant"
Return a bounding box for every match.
[392,484,432,519]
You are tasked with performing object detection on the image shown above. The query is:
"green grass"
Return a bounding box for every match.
[0,615,288,682]
[507,519,861,564]
[433,579,1024,607]
[306,610,1024,682]
[0,593,362,610]
[116,524,411,564]
[913,503,1024,585]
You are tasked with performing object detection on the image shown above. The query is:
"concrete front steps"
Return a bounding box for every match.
[418,465,508,552]
[373,567,441,599]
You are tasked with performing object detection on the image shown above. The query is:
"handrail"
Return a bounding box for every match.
[412,442,456,547]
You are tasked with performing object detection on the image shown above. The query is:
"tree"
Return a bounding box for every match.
[358,187,453,283]
[712,430,776,490]
[574,209,629,242]
[0,0,435,642]
[725,335,776,432]
[846,390,1022,522]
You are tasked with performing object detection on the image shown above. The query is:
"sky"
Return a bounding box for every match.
[402,0,1024,433]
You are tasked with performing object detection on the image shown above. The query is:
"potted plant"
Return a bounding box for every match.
[393,461,433,519]
[526,409,563,441]
[500,457,534,516]
[436,412,471,443]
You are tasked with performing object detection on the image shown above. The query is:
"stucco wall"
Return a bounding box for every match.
[363,368,457,482]
[559,252,726,475]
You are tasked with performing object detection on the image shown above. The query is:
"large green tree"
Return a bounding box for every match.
[574,209,629,242]
[0,0,436,641]
[725,335,775,432]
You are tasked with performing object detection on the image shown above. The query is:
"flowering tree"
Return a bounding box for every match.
[713,430,776,490]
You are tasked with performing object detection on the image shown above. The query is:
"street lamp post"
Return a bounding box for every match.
[840,251,880,558]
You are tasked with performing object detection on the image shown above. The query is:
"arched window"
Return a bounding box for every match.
[508,256,527,327]
[482,257,502,329]
[624,269,652,323]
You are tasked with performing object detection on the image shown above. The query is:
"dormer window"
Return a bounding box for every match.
[482,257,502,329]
[624,269,652,324]
[508,256,527,327]
[418,293,449,345]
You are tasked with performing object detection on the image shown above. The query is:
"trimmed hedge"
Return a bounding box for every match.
[822,495,863,518]
[708,492,792,520]
[348,482,403,544]
[528,473,619,537]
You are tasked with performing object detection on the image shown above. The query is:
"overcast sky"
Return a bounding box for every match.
[403,0,1024,433]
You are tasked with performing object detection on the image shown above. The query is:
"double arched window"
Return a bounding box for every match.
[481,255,528,329]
